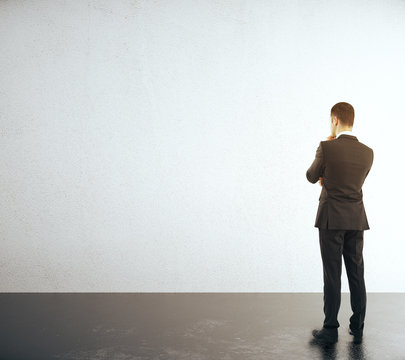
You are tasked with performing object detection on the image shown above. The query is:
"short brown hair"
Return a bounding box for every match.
[330,102,355,127]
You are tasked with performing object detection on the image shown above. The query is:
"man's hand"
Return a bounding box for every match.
[318,177,323,186]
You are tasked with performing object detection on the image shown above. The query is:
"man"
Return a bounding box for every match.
[306,102,374,345]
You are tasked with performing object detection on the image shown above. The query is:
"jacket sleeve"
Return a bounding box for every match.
[365,148,374,178]
[306,142,324,184]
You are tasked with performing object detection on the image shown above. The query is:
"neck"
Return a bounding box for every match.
[337,127,353,135]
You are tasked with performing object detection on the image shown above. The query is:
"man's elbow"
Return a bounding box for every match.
[306,170,317,184]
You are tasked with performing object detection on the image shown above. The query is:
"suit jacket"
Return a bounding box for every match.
[306,134,374,230]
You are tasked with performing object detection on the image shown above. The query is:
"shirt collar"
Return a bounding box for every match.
[336,130,356,138]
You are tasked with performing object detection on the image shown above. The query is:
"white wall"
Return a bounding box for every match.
[1,0,404,292]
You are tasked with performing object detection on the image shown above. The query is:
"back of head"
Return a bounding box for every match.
[331,102,355,127]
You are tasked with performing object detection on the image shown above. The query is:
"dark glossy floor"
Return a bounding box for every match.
[0,293,404,359]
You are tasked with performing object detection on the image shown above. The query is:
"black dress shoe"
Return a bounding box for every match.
[312,328,338,344]
[348,328,363,344]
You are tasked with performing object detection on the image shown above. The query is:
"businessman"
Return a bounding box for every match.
[306,102,374,345]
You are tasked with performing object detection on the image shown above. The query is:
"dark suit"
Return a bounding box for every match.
[306,134,373,333]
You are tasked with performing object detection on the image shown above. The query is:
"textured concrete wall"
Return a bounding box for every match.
[1,0,404,291]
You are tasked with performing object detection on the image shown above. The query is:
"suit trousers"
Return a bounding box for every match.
[318,228,366,332]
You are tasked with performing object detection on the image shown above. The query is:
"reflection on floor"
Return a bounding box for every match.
[0,293,404,359]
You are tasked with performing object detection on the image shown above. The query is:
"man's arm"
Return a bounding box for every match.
[306,142,324,184]
[365,148,374,178]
